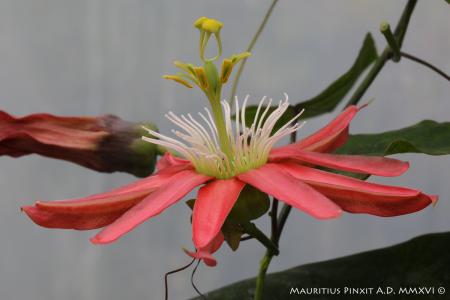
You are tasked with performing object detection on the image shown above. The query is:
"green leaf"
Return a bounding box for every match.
[336,120,450,156]
[192,232,450,299]
[297,33,378,119]
[221,221,244,251]
[239,33,378,133]
[185,199,195,210]
[222,185,270,250]
[227,185,270,223]
[331,120,450,180]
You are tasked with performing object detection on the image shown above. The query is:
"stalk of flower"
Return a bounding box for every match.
[22,17,437,267]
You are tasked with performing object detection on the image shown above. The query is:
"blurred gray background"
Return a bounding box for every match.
[1,0,449,299]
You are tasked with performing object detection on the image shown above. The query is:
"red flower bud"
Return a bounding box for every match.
[0,111,158,177]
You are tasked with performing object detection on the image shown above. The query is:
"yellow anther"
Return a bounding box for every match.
[231,52,251,63]
[194,17,208,29]
[201,18,223,34]
[174,61,196,76]
[217,52,252,84]
[163,75,193,88]
[220,59,233,84]
[194,67,208,89]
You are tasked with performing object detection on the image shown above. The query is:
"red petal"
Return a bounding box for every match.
[280,163,436,216]
[272,105,359,154]
[35,190,151,215]
[156,152,190,171]
[22,206,126,230]
[32,166,183,215]
[184,232,224,267]
[91,170,212,244]
[192,179,245,248]
[270,149,409,177]
[237,164,342,219]
[22,165,191,231]
[0,111,106,152]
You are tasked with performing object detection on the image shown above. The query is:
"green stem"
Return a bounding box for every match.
[393,1,417,50]
[254,253,272,300]
[346,48,390,107]
[345,0,417,107]
[380,22,401,62]
[241,222,279,256]
[276,203,292,242]
[270,199,278,239]
[400,51,450,81]
[229,0,279,102]
[254,201,294,300]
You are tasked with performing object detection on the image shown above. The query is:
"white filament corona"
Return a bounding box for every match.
[142,94,305,179]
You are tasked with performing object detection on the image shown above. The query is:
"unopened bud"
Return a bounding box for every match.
[0,111,159,177]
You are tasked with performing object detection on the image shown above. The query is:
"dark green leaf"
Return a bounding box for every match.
[221,221,244,251]
[228,185,270,222]
[297,33,378,119]
[336,120,450,156]
[192,232,450,299]
[239,33,378,133]
[222,185,270,250]
[185,199,195,210]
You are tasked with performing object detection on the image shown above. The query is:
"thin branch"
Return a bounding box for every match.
[164,258,196,300]
[191,260,206,300]
[345,0,418,107]
[241,222,279,255]
[276,204,292,244]
[270,198,279,240]
[240,235,254,241]
[380,22,401,62]
[401,51,450,81]
[229,0,279,101]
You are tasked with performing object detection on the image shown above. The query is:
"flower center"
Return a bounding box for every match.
[143,94,304,179]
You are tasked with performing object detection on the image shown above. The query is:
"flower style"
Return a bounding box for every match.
[22,95,437,261]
